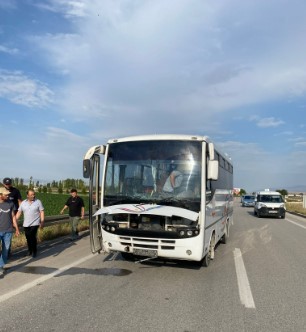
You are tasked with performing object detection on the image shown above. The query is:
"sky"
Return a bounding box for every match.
[1,0,306,193]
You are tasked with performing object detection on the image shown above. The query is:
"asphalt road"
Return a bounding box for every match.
[0,199,305,332]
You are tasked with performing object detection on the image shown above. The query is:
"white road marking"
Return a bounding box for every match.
[286,218,306,230]
[233,248,256,309]
[0,254,95,303]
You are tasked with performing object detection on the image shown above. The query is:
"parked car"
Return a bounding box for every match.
[241,195,255,207]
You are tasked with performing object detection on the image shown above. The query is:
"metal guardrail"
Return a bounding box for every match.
[17,213,89,227]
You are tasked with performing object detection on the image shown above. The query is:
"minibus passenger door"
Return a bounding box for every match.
[89,155,103,253]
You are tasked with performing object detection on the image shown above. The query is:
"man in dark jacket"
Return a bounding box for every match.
[3,178,22,258]
[0,187,20,277]
[60,189,85,240]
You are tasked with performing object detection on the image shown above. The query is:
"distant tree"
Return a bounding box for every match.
[60,178,87,191]
[57,180,63,194]
[28,176,34,189]
[240,189,246,196]
[43,186,48,194]
[276,189,288,196]
[17,178,27,190]
[78,179,86,190]
[14,177,19,186]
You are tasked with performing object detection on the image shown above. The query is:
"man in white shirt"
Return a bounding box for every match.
[16,190,44,258]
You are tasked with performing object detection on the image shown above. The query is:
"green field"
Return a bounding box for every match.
[19,191,89,216]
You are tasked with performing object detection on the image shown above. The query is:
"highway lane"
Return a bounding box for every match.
[0,200,305,332]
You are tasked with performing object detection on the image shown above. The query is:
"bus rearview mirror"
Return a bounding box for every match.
[208,160,218,180]
[83,159,91,178]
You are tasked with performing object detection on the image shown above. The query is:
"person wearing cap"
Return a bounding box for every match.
[0,187,20,277]
[16,190,44,258]
[2,178,22,214]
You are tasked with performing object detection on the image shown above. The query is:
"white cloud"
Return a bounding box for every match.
[288,137,305,142]
[45,126,84,143]
[0,0,17,10]
[295,141,306,147]
[274,131,293,136]
[219,140,306,191]
[25,0,306,128]
[256,117,285,128]
[0,45,19,55]
[2,0,306,190]
[249,116,285,128]
[33,0,86,18]
[0,70,53,108]
[2,126,91,181]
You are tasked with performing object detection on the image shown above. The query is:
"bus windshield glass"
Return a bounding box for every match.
[104,140,202,211]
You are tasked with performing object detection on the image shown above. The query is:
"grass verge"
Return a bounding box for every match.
[286,202,306,216]
[11,219,89,251]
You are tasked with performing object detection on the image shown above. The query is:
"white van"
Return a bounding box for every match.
[254,191,286,218]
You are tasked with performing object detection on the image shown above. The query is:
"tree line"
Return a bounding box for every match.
[7,177,88,195]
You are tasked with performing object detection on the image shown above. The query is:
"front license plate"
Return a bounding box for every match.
[269,210,278,213]
[133,249,158,257]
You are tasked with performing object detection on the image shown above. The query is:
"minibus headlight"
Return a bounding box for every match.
[187,230,193,236]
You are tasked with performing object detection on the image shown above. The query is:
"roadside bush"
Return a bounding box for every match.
[286,202,306,215]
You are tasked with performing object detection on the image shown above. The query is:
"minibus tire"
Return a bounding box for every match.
[221,223,229,244]
[203,253,210,267]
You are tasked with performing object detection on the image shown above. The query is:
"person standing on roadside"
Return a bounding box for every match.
[2,178,22,214]
[3,177,22,258]
[16,190,44,258]
[60,189,84,240]
[0,187,20,277]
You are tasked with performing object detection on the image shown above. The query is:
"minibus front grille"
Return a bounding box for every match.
[119,236,176,250]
